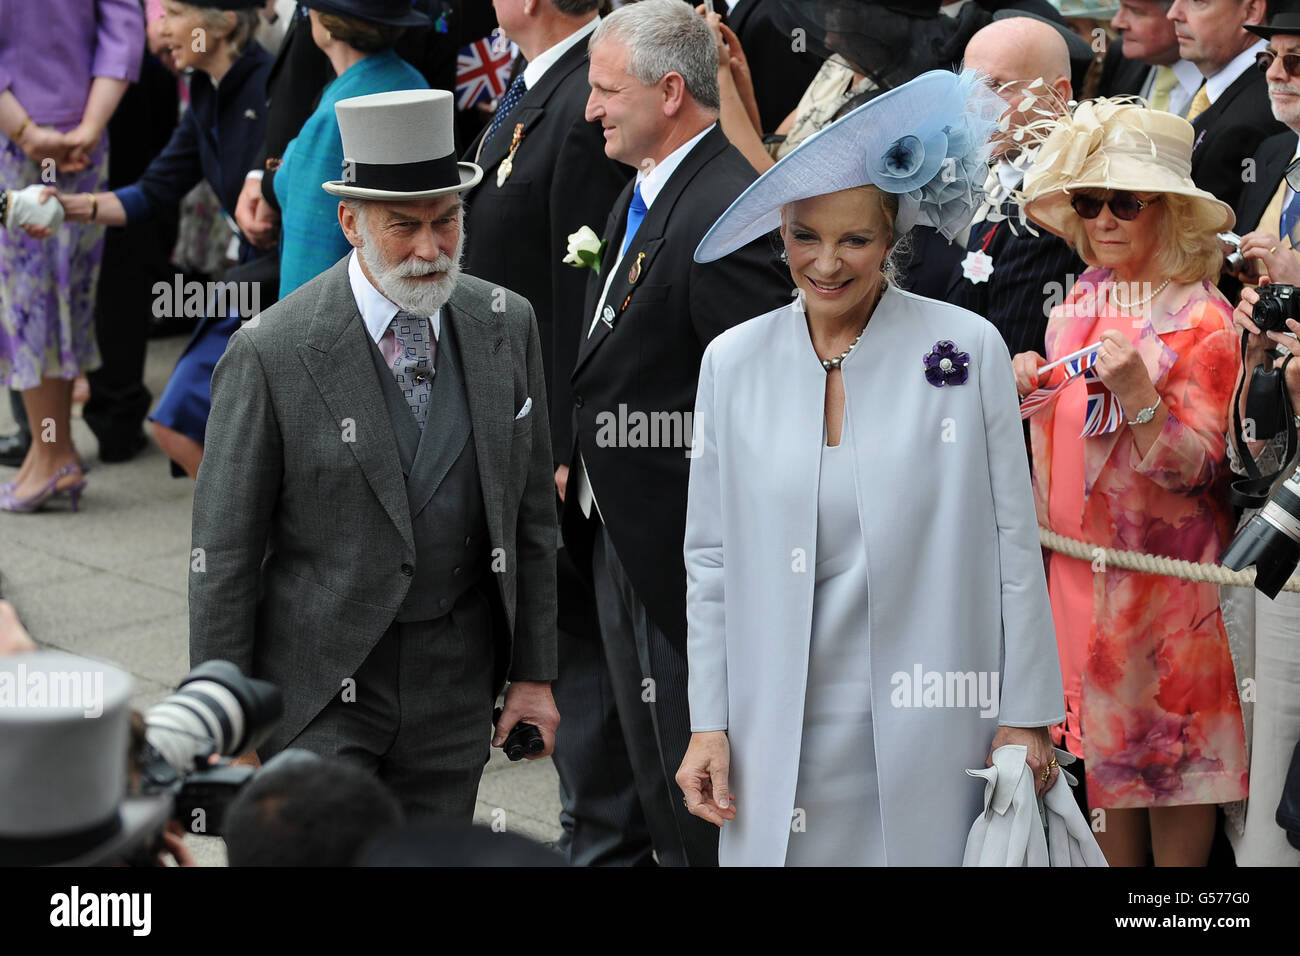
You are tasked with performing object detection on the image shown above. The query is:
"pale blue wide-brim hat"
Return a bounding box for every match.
[695,70,1004,263]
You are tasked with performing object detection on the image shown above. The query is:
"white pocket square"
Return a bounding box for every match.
[514,397,532,420]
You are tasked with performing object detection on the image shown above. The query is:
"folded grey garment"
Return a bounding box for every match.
[5,184,64,230]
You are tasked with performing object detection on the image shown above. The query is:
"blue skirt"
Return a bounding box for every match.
[149,310,243,448]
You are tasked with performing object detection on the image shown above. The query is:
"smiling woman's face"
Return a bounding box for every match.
[780,187,893,325]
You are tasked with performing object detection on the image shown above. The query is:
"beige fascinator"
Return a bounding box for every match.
[1019,98,1233,239]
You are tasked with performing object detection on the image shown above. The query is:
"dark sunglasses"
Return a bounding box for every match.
[1256,49,1300,78]
[1069,191,1157,221]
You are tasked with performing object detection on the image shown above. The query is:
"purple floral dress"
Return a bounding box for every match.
[0,136,109,390]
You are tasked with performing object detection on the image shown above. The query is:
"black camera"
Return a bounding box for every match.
[1221,465,1300,598]
[135,660,282,837]
[1252,283,1300,334]
[493,706,545,761]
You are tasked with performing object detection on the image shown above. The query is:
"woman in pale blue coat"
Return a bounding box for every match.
[677,71,1068,866]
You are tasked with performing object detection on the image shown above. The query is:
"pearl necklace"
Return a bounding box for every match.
[820,322,868,371]
[1110,277,1170,310]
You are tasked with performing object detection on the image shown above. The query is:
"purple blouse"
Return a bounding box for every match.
[0,0,145,131]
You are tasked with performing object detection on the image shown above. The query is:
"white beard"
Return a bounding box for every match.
[356,213,465,316]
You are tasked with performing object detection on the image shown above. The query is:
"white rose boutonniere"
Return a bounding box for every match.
[563,225,606,275]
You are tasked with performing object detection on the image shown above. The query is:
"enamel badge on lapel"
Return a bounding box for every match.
[627,251,645,286]
[601,305,616,329]
[497,122,525,188]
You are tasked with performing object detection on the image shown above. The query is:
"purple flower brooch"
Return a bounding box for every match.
[923,340,970,388]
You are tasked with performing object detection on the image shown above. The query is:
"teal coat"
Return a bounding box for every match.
[274,49,428,298]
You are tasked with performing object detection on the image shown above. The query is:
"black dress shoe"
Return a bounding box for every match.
[0,432,30,468]
[97,431,148,464]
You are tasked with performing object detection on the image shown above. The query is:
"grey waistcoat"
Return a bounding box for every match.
[366,315,490,622]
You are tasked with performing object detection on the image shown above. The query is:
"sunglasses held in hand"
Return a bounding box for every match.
[1069,191,1158,221]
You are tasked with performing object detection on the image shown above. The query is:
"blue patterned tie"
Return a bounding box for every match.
[621,184,647,257]
[388,311,434,429]
[1283,190,1300,245]
[485,73,527,148]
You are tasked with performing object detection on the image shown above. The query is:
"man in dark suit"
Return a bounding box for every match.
[1226,10,1300,287]
[1168,0,1283,210]
[191,90,560,818]
[462,0,644,866]
[919,16,1083,361]
[562,0,790,867]
[1099,2,1200,115]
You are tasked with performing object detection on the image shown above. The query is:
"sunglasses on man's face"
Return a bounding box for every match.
[1256,49,1300,78]
[1069,191,1156,221]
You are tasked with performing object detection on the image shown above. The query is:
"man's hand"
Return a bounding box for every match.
[1235,231,1300,284]
[494,680,559,758]
[157,821,197,867]
[554,463,569,502]
[236,174,279,249]
[677,730,737,827]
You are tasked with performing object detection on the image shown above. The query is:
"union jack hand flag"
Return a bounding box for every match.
[1079,368,1124,437]
[456,34,513,111]
[1018,346,1101,421]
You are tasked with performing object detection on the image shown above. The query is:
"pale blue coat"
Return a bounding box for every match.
[684,285,1067,866]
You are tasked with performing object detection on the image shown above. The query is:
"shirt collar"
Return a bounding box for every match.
[348,250,441,345]
[522,16,599,89]
[635,123,715,209]
[1172,58,1201,95]
[1205,38,1266,103]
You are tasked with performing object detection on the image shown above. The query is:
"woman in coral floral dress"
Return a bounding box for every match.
[1012,100,1247,866]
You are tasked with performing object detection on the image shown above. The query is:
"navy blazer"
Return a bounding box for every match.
[114,44,272,263]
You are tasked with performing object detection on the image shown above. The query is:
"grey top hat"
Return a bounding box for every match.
[323,89,483,201]
[0,652,172,866]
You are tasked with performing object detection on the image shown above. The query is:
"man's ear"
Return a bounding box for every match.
[338,201,363,249]
[661,71,688,117]
[1053,75,1073,106]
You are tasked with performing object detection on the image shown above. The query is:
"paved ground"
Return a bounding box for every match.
[0,333,563,865]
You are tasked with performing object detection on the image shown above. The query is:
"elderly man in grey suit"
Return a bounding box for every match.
[189,89,561,819]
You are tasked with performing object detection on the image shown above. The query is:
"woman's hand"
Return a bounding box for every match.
[15,123,78,170]
[676,730,737,827]
[1095,329,1157,410]
[1011,350,1049,396]
[989,725,1058,797]
[1266,316,1300,412]
[60,121,104,171]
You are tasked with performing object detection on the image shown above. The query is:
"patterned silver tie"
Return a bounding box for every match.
[388,311,434,429]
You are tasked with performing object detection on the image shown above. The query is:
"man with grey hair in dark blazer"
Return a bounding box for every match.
[189,89,560,819]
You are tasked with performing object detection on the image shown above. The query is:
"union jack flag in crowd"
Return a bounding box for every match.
[456,33,514,111]
[1018,346,1102,421]
[1079,368,1124,437]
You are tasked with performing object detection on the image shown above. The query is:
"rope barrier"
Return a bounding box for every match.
[1037,526,1300,593]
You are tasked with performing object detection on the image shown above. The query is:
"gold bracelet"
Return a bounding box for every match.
[11,116,31,141]
[88,193,97,222]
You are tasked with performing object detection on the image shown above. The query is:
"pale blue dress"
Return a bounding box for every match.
[784,401,887,866]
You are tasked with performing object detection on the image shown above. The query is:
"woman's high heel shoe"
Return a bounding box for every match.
[0,463,87,513]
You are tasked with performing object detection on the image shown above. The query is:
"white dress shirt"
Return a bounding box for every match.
[522,16,599,89]
[576,123,717,519]
[348,249,441,353]
[1205,39,1267,105]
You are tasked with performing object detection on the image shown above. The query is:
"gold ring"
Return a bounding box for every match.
[1270,246,1279,254]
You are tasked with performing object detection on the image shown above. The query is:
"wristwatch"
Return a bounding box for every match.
[1126,397,1161,426]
